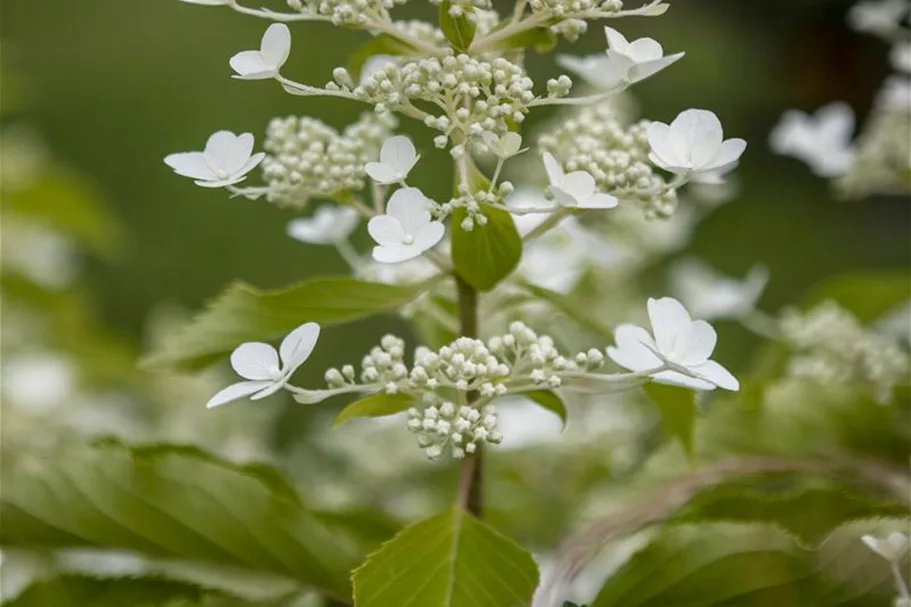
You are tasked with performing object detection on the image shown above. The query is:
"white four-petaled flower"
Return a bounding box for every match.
[287,206,360,245]
[164,131,265,188]
[769,102,855,177]
[670,259,769,321]
[368,187,444,263]
[608,297,740,391]
[542,152,619,210]
[647,109,746,183]
[481,132,525,160]
[230,23,291,80]
[861,532,909,562]
[365,136,419,184]
[207,322,320,408]
[557,26,684,90]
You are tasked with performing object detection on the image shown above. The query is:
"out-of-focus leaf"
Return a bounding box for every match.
[0,442,387,601]
[3,575,210,607]
[643,383,697,463]
[347,35,418,80]
[801,270,911,323]
[439,0,477,52]
[142,276,439,371]
[333,392,414,426]
[471,21,557,53]
[519,282,613,341]
[525,390,568,428]
[352,507,539,607]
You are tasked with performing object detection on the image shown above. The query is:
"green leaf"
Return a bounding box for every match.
[4,575,209,607]
[352,507,539,607]
[643,383,698,462]
[483,24,557,53]
[143,276,437,371]
[525,390,568,428]
[347,34,419,81]
[677,482,908,546]
[519,282,613,341]
[333,392,415,426]
[591,523,815,607]
[0,442,390,601]
[439,1,477,52]
[451,206,522,291]
[801,270,911,323]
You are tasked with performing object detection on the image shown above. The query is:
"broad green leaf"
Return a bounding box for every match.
[333,392,414,426]
[142,276,437,371]
[439,1,477,52]
[451,205,522,291]
[643,383,697,462]
[0,442,391,601]
[677,482,908,546]
[347,35,419,81]
[3,575,210,607]
[519,282,613,341]
[480,24,557,53]
[352,507,539,607]
[525,390,568,428]
[591,523,815,607]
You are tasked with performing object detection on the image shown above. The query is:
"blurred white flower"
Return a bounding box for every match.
[368,187,444,263]
[670,259,769,320]
[542,152,619,209]
[360,256,439,285]
[495,398,564,450]
[647,109,746,182]
[230,23,291,80]
[769,103,855,177]
[873,300,911,346]
[608,297,740,391]
[481,132,525,160]
[164,131,265,188]
[3,222,80,289]
[557,26,683,90]
[206,322,320,408]
[861,532,910,562]
[2,352,76,412]
[848,0,909,37]
[892,42,911,73]
[287,206,360,245]
[365,136,419,184]
[878,76,911,110]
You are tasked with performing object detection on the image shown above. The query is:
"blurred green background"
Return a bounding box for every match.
[3,0,908,370]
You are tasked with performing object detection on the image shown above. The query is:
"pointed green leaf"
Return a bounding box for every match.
[353,507,539,607]
[333,392,415,426]
[451,206,522,291]
[0,442,391,601]
[143,276,438,371]
[525,390,568,428]
[439,0,477,52]
[643,383,698,462]
[519,282,613,341]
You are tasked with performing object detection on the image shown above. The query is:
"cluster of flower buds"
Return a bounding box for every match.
[780,301,909,404]
[441,182,514,230]
[285,0,408,26]
[407,401,502,460]
[537,102,677,217]
[261,112,395,207]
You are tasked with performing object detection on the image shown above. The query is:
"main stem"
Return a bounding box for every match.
[456,275,484,517]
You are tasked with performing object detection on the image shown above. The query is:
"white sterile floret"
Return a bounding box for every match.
[670,259,769,321]
[892,42,911,73]
[848,0,909,37]
[769,103,855,177]
[557,26,684,90]
[646,109,747,182]
[542,152,619,209]
[861,532,910,562]
[206,322,320,408]
[287,206,359,245]
[368,187,444,263]
[608,297,739,391]
[481,132,525,160]
[164,131,265,188]
[230,23,291,80]
[365,135,419,184]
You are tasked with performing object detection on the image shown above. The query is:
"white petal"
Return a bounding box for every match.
[230,342,280,380]
[682,320,717,364]
[368,214,406,246]
[541,152,565,185]
[222,133,255,175]
[364,162,403,184]
[551,185,580,208]
[651,370,716,391]
[372,244,421,263]
[671,109,724,169]
[204,131,240,171]
[646,122,681,169]
[229,51,273,79]
[193,174,248,188]
[164,152,216,180]
[647,297,692,357]
[279,322,320,371]
[608,324,662,371]
[379,136,418,176]
[625,37,664,62]
[817,102,855,144]
[237,152,266,177]
[500,132,523,156]
[705,138,747,173]
[579,192,619,209]
[604,26,630,53]
[260,23,291,69]
[556,54,622,88]
[629,52,684,83]
[250,378,289,400]
[386,187,431,235]
[206,380,274,408]
[411,221,445,253]
[691,359,739,391]
[561,170,596,198]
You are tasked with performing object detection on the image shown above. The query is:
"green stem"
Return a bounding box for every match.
[456,274,484,517]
